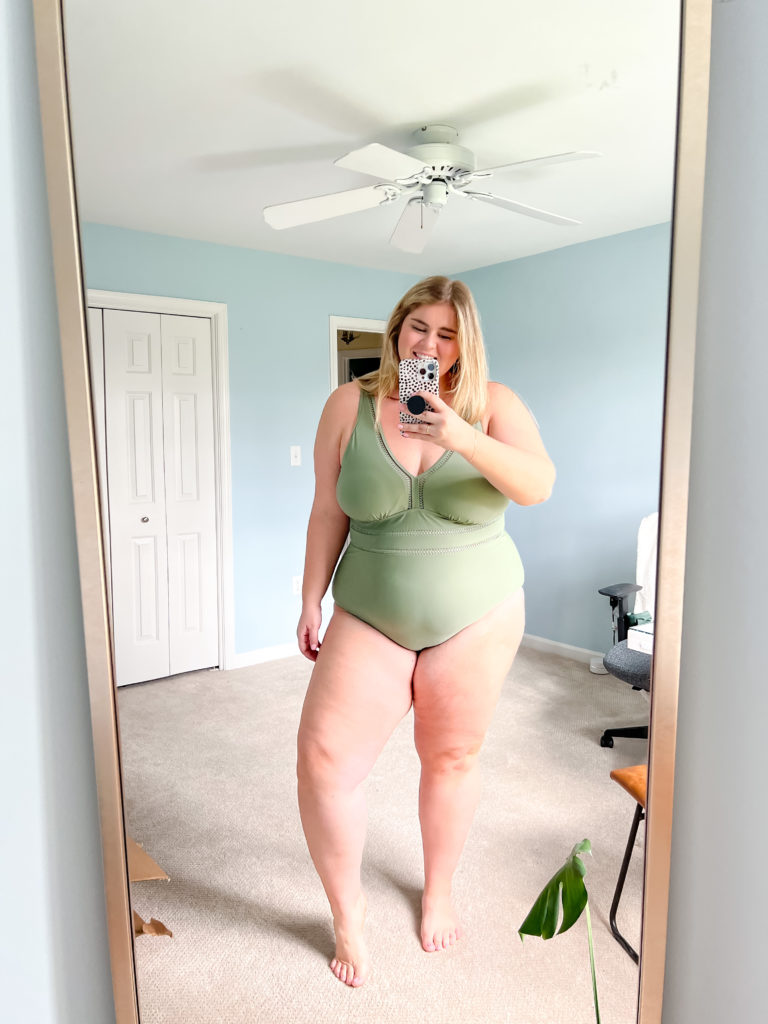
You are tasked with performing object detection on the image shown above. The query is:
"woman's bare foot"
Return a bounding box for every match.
[421,891,463,952]
[330,892,369,987]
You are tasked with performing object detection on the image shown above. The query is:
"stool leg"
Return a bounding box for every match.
[610,803,645,963]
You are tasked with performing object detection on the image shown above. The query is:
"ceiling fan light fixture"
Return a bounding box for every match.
[422,180,449,208]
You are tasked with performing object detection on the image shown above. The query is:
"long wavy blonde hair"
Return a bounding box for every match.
[356,276,489,425]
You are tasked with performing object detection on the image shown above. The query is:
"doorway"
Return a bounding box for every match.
[328,315,387,390]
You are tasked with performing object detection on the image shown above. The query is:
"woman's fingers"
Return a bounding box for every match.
[413,389,447,409]
[297,617,322,661]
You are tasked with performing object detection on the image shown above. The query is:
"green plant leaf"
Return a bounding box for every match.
[519,840,592,940]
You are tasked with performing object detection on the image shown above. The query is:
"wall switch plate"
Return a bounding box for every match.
[291,575,302,596]
[290,445,301,466]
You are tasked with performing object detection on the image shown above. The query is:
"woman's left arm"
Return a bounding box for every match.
[402,382,556,506]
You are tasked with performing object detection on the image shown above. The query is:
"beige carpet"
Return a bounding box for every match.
[119,644,648,1024]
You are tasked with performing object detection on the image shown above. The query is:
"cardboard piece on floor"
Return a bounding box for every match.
[127,836,172,937]
[133,909,173,938]
[127,836,169,882]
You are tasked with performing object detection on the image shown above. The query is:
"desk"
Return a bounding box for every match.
[628,620,654,655]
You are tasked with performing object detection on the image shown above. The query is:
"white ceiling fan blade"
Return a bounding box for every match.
[474,150,602,176]
[463,191,581,225]
[335,143,427,181]
[264,184,395,229]
[389,199,441,254]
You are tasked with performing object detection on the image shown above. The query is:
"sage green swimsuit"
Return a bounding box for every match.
[332,390,524,651]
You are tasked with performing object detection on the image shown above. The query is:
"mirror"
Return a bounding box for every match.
[32,0,710,1020]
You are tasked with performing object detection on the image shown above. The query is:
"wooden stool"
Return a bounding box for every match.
[609,764,647,963]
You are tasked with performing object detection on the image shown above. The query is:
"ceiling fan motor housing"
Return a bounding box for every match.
[407,124,475,180]
[408,143,476,175]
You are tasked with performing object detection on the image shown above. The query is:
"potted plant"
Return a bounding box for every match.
[518,839,600,1023]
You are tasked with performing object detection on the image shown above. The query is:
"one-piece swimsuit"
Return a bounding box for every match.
[331,390,524,651]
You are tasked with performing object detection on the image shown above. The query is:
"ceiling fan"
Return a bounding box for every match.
[263,124,600,254]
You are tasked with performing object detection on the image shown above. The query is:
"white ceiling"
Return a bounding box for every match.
[63,0,681,275]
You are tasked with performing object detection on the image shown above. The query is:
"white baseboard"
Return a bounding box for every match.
[230,643,299,668]
[521,633,605,666]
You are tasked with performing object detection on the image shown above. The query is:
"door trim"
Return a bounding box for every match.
[328,315,387,392]
[87,290,235,671]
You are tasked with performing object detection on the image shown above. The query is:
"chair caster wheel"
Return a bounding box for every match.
[600,734,614,748]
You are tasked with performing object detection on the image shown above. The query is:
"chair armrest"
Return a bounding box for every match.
[598,583,642,598]
[598,584,643,644]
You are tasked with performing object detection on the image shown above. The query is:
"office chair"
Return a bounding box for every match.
[599,642,651,747]
[598,514,657,748]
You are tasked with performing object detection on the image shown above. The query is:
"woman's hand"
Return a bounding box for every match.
[399,391,476,457]
[297,603,323,661]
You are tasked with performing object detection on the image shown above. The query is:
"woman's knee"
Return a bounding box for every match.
[296,728,367,790]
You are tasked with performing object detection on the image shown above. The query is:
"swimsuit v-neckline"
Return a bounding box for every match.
[369,394,453,481]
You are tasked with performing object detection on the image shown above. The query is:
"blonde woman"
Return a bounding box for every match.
[296,276,555,987]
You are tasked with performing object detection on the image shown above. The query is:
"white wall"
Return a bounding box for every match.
[663,1,768,1020]
[0,2,114,1021]
[3,1,765,1022]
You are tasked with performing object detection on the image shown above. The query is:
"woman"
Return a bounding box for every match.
[296,276,555,987]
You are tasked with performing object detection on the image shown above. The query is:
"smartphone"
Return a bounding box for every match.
[399,356,440,425]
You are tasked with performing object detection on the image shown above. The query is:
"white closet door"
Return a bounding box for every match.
[161,314,218,674]
[104,309,170,684]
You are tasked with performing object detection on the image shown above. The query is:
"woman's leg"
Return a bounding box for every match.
[411,588,526,951]
[297,606,416,985]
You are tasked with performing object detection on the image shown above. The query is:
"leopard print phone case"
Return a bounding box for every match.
[399,356,440,424]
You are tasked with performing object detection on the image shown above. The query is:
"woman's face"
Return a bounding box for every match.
[397,302,460,388]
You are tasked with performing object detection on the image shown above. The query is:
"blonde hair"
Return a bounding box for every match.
[356,276,489,424]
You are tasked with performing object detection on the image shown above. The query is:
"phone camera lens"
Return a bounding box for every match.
[428,362,436,371]
[419,367,426,375]
[427,373,434,380]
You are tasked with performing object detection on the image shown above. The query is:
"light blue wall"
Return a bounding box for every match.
[82,223,668,656]
[1,2,114,1020]
[81,224,416,653]
[466,224,670,652]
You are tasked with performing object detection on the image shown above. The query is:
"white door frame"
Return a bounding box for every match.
[328,315,387,392]
[87,289,235,671]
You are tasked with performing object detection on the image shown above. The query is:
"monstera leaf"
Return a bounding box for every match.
[518,840,600,1023]
[519,839,591,939]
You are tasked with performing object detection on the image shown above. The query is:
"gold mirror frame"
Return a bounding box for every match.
[30,0,713,1020]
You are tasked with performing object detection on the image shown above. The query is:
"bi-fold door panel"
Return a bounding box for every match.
[104,309,170,685]
[161,314,218,676]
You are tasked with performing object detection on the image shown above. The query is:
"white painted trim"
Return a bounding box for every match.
[520,632,606,666]
[328,315,387,392]
[86,289,236,670]
[230,643,299,668]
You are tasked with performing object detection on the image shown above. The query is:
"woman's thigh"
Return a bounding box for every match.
[298,605,417,786]
[411,588,526,759]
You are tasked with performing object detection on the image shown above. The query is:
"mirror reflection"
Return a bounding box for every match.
[64,0,679,1019]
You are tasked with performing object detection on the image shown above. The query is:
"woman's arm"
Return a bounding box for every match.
[297,385,355,659]
[401,381,555,506]
[462,382,555,506]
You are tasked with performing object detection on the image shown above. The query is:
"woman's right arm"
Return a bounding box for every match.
[297,384,357,660]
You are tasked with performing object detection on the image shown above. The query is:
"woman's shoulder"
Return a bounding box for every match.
[485,380,518,411]
[485,381,541,432]
[320,381,363,428]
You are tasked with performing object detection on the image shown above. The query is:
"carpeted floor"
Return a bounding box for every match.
[119,643,648,1024]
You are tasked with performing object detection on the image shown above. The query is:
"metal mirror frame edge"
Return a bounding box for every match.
[30,0,713,1020]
